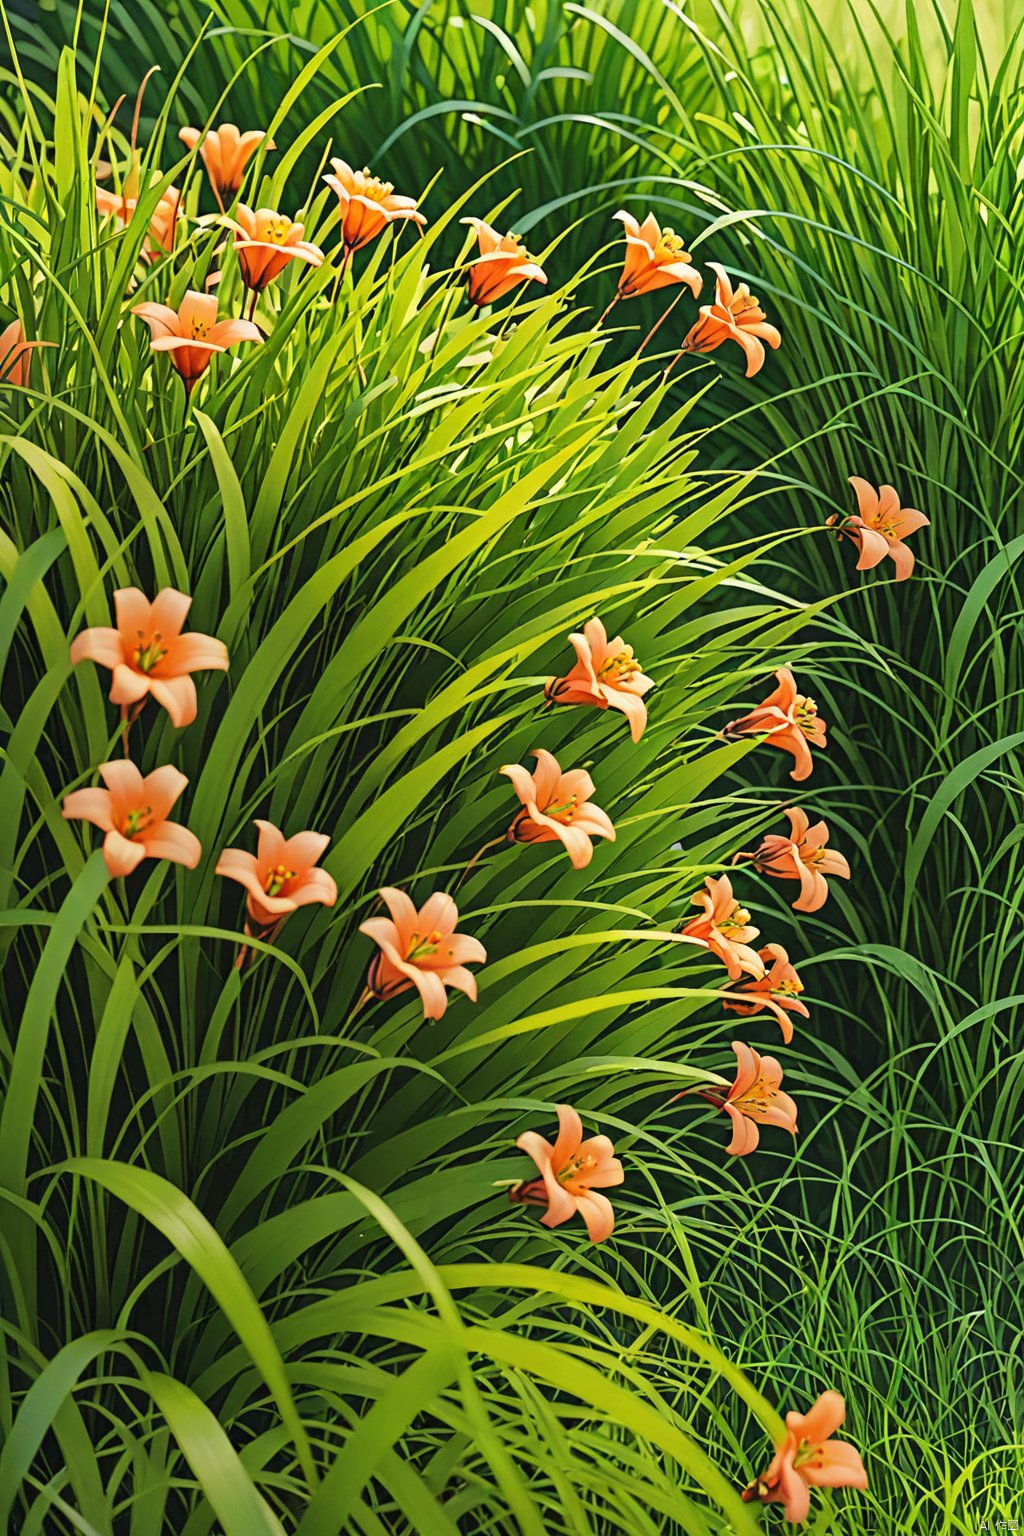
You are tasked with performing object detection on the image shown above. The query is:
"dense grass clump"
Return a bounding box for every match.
[1,2,1021,1533]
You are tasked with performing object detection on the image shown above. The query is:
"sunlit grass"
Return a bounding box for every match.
[1,0,1021,1531]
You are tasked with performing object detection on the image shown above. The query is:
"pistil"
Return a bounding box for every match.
[407,928,443,961]
[542,793,578,822]
[122,805,152,838]
[133,631,167,672]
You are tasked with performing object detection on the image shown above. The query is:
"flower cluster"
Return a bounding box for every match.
[63,586,338,956]
[0,110,546,403]
[64,588,221,876]
[602,212,928,582]
[605,213,781,378]
[506,628,867,1521]
[654,663,854,1164]
[87,116,547,399]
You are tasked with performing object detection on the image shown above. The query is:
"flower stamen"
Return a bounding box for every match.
[263,863,295,897]
[122,806,152,838]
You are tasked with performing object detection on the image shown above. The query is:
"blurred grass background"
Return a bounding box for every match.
[2,0,1023,1531]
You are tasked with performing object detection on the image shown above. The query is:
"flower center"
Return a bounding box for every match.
[878,519,900,539]
[719,905,752,935]
[735,1074,779,1115]
[361,171,394,202]
[500,231,530,258]
[191,317,210,339]
[263,217,291,243]
[263,863,295,897]
[775,976,804,996]
[656,229,688,259]
[133,631,167,672]
[793,695,818,733]
[598,650,641,682]
[407,928,443,961]
[122,806,152,838]
[557,1152,596,1184]
[543,793,578,824]
[732,290,761,321]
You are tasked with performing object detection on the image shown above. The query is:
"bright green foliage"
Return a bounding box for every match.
[1,1,1021,1533]
[0,30,820,1536]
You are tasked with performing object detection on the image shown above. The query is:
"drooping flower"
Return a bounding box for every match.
[0,318,54,388]
[743,1390,868,1523]
[501,750,615,870]
[70,586,228,728]
[95,173,182,261]
[178,123,274,207]
[544,617,654,743]
[359,888,486,1020]
[511,1102,623,1243]
[62,760,201,877]
[323,159,426,257]
[679,875,765,981]
[613,211,702,298]
[675,262,781,377]
[827,477,929,583]
[723,942,809,1044]
[749,808,850,913]
[462,218,547,307]
[697,1040,798,1156]
[723,668,827,782]
[131,290,262,393]
[224,204,325,294]
[216,820,338,933]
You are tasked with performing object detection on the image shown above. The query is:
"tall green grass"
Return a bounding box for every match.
[0,26,868,1534]
[2,1,1022,1531]
[118,1,1024,1525]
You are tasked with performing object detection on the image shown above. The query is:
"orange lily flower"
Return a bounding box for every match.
[749,808,850,913]
[679,874,764,981]
[501,749,615,870]
[613,211,702,298]
[676,262,781,377]
[70,586,228,728]
[544,617,654,743]
[62,760,201,877]
[697,1041,797,1156]
[723,943,808,1044]
[462,219,548,307]
[95,173,182,262]
[827,477,929,582]
[743,1390,868,1522]
[132,290,262,394]
[511,1103,623,1243]
[724,668,827,783]
[323,159,426,257]
[359,887,486,1020]
[178,124,274,207]
[225,205,325,294]
[216,820,338,933]
[0,319,54,388]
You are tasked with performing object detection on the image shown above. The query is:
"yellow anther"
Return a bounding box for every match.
[263,863,295,896]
